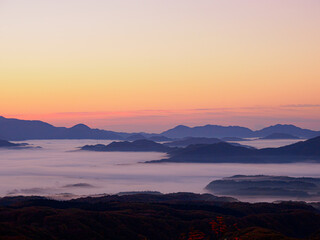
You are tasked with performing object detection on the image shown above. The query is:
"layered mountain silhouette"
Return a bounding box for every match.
[0,116,126,140]
[81,136,320,163]
[149,136,320,163]
[81,139,171,152]
[162,124,319,138]
[1,116,319,141]
[0,116,169,141]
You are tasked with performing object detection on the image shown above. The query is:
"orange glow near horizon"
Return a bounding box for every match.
[1,0,320,131]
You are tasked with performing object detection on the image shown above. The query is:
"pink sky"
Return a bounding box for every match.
[1,0,320,132]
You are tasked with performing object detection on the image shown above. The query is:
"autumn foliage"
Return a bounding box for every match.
[180,216,244,240]
[0,194,319,239]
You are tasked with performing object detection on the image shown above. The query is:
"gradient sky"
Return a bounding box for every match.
[1,0,320,132]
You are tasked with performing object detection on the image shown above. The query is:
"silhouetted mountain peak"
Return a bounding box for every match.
[173,125,190,129]
[70,124,91,130]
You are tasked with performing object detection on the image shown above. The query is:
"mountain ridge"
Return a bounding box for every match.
[0,116,126,140]
[81,139,171,152]
[162,123,320,138]
[1,116,319,140]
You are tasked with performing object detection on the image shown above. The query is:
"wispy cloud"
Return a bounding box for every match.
[281,104,320,108]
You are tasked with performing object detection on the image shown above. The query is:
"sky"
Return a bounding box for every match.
[1,0,320,132]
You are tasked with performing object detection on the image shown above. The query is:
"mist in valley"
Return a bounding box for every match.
[0,139,319,202]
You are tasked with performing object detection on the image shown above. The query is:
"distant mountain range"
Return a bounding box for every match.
[81,136,320,163]
[81,139,171,152]
[161,124,320,138]
[149,136,320,163]
[80,137,251,153]
[0,116,168,141]
[1,116,319,141]
[161,125,254,138]
[0,116,128,140]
